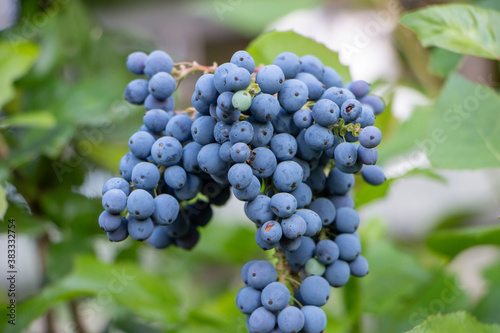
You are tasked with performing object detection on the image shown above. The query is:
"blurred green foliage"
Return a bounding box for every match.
[0,0,499,332]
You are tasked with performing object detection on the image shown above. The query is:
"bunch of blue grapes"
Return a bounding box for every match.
[98,48,387,333]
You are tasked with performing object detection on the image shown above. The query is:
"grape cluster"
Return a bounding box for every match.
[98,48,387,333]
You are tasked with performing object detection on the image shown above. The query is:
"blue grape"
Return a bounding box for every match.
[174,173,201,201]
[230,121,254,144]
[99,211,122,232]
[270,193,297,218]
[321,87,355,108]
[164,165,187,190]
[219,141,234,163]
[127,217,154,241]
[309,198,336,226]
[293,108,313,129]
[228,163,254,190]
[241,260,258,285]
[327,167,355,195]
[280,236,302,252]
[256,64,285,94]
[191,93,210,114]
[278,79,309,113]
[151,194,179,225]
[299,276,330,306]
[295,209,322,237]
[131,162,160,190]
[102,189,127,214]
[322,66,343,88]
[247,261,277,290]
[230,142,251,163]
[175,225,200,249]
[300,55,324,80]
[334,142,358,167]
[245,195,276,226]
[144,50,173,78]
[127,189,155,220]
[126,51,147,75]
[147,226,172,249]
[359,94,385,115]
[102,177,130,196]
[197,143,230,176]
[290,182,313,209]
[165,211,190,238]
[236,286,262,314]
[233,176,261,201]
[217,91,234,112]
[355,104,376,127]
[329,193,354,209]
[336,159,363,174]
[119,152,143,181]
[349,255,369,277]
[248,307,276,333]
[255,229,277,251]
[324,260,350,287]
[213,121,232,144]
[296,72,325,101]
[182,142,202,173]
[261,282,291,311]
[357,146,378,165]
[148,72,176,100]
[124,79,149,105]
[128,131,155,159]
[185,201,213,227]
[143,109,172,133]
[248,147,277,178]
[214,62,238,93]
[195,74,218,103]
[270,133,297,162]
[231,50,255,74]
[250,93,280,122]
[292,157,310,181]
[361,165,386,185]
[305,168,326,194]
[316,240,339,266]
[273,52,301,79]
[165,114,193,142]
[281,214,307,239]
[191,115,216,145]
[340,99,363,123]
[107,218,128,242]
[296,130,322,162]
[335,207,360,233]
[145,94,175,111]
[151,136,183,167]
[359,126,382,148]
[301,306,327,333]
[304,124,334,151]
[346,80,370,99]
[335,233,361,261]
[247,117,274,147]
[272,109,300,136]
[226,67,252,92]
[259,221,283,244]
[286,236,315,272]
[277,306,304,333]
[273,161,303,192]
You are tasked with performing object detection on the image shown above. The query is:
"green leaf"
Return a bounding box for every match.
[247,30,350,81]
[401,4,500,60]
[426,224,500,258]
[405,312,500,333]
[0,184,7,220]
[426,73,500,169]
[473,260,500,324]
[0,256,181,333]
[429,48,463,78]
[0,110,56,129]
[0,42,39,107]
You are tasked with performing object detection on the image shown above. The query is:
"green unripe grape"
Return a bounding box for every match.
[305,258,326,276]
[232,90,252,111]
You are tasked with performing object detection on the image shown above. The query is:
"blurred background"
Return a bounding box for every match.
[0,0,499,332]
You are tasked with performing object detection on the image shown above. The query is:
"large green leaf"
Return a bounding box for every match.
[0,42,39,107]
[401,4,500,59]
[247,30,350,81]
[427,224,500,258]
[473,260,500,324]
[0,110,56,129]
[429,48,463,78]
[426,73,500,169]
[405,312,500,333]
[0,256,181,333]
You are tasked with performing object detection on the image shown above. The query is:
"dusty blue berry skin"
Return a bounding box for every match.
[273,161,303,192]
[246,261,277,290]
[127,189,155,220]
[230,142,251,163]
[236,286,262,314]
[324,260,350,287]
[256,64,285,94]
[316,239,339,265]
[124,79,149,105]
[346,80,371,99]
[191,116,216,145]
[361,165,386,185]
[357,146,378,165]
[293,108,313,128]
[295,209,322,237]
[359,126,382,148]
[144,50,173,78]
[309,197,336,226]
[259,221,282,244]
[281,214,307,239]
[312,99,340,127]
[349,255,369,277]
[248,307,277,333]
[300,55,325,80]
[322,66,343,88]
[360,94,385,115]
[270,193,297,218]
[233,176,261,202]
[151,136,183,167]
[301,306,327,333]
[278,306,305,333]
[102,189,127,214]
[278,79,309,113]
[245,195,276,227]
[341,99,363,122]
[335,233,362,262]
[228,163,254,190]
[327,167,355,195]
[274,51,301,79]
[231,50,256,74]
[230,121,254,144]
[335,207,360,233]
[296,72,325,101]
[131,162,160,190]
[299,276,331,306]
[304,124,334,151]
[102,177,130,196]
[152,194,179,225]
[290,182,313,209]
[248,147,277,179]
[127,217,155,241]
[322,87,355,108]
[261,282,291,311]
[250,93,281,122]
[126,51,147,75]
[148,72,176,100]
[99,211,122,232]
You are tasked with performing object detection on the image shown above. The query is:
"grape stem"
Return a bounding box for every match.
[172,61,218,89]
